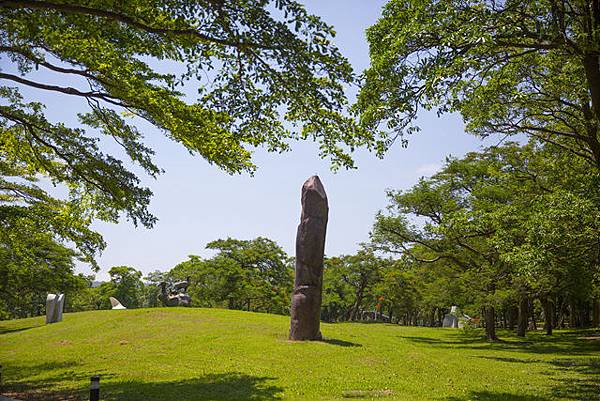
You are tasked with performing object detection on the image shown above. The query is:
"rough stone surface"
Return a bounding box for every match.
[45,293,64,323]
[159,281,191,307]
[289,176,328,341]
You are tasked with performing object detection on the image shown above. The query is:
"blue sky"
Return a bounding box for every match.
[4,1,494,280]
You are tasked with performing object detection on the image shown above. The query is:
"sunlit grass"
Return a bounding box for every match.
[1,308,599,400]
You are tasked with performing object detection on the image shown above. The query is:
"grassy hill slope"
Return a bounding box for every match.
[1,308,599,401]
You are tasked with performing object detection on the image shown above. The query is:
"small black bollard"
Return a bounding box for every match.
[90,375,100,401]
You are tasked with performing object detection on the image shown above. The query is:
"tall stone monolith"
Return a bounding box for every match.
[289,176,328,340]
[45,293,65,324]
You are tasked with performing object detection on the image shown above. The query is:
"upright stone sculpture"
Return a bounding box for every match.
[289,176,328,340]
[45,293,65,324]
[55,294,65,322]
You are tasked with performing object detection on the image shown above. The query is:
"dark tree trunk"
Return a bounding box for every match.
[557,296,567,328]
[569,302,578,328]
[582,0,600,167]
[530,299,537,330]
[507,306,517,331]
[517,295,528,337]
[581,303,591,328]
[348,288,364,321]
[593,299,600,328]
[541,297,553,336]
[484,306,498,341]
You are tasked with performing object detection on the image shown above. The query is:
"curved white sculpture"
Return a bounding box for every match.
[443,305,459,328]
[46,293,65,324]
[109,297,127,310]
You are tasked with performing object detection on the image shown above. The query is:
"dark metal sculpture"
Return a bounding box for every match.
[289,176,329,340]
[159,277,191,307]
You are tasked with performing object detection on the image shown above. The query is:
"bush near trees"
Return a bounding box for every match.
[170,237,293,314]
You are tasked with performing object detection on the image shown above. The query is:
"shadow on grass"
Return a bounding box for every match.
[399,330,600,356]
[2,361,99,401]
[0,320,44,335]
[472,356,600,399]
[4,369,283,401]
[549,358,600,400]
[101,373,283,401]
[319,338,362,347]
[445,390,551,401]
[400,330,600,401]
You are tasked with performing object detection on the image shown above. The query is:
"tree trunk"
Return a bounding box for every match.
[507,306,517,331]
[530,299,537,330]
[557,296,567,328]
[569,302,578,328]
[581,303,591,328]
[541,297,553,336]
[484,306,498,341]
[593,299,600,328]
[348,288,364,321]
[517,295,528,337]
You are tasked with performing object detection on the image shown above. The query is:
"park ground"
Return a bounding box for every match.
[0,308,599,401]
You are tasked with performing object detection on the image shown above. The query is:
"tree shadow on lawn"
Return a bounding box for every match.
[402,331,600,401]
[399,330,600,356]
[318,338,362,347]
[473,356,600,399]
[445,390,552,401]
[100,373,284,401]
[2,361,112,401]
[0,320,44,335]
[4,369,283,401]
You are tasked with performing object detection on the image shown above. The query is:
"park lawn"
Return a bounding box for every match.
[0,308,599,401]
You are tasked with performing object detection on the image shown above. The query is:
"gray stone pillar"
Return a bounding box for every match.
[289,176,328,340]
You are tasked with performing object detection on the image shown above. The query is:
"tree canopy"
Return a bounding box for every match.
[358,0,600,167]
[371,140,600,339]
[0,0,387,266]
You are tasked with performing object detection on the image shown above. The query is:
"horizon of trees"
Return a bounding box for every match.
[2,0,600,344]
[4,139,599,342]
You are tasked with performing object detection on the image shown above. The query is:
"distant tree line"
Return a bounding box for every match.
[4,141,599,344]
[2,144,599,343]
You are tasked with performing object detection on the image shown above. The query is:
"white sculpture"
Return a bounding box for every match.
[442,314,459,328]
[442,305,459,328]
[46,293,65,324]
[56,294,65,322]
[109,297,127,310]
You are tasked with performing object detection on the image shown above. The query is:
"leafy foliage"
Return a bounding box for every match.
[371,140,600,338]
[0,0,388,268]
[171,237,293,314]
[358,0,600,167]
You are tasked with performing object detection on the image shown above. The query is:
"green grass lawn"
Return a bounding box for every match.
[1,308,599,401]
